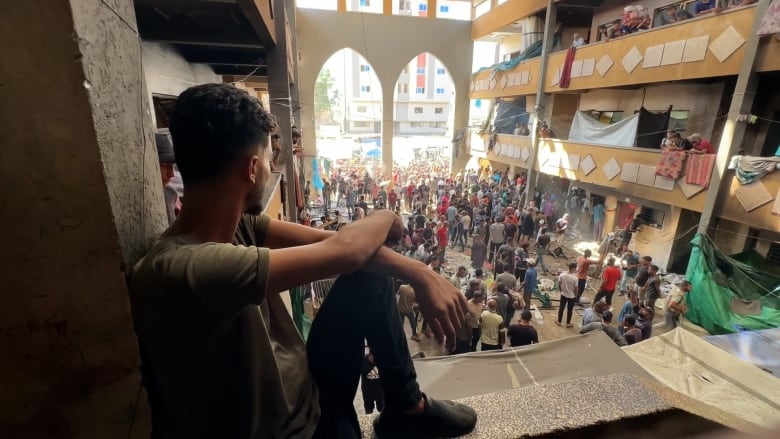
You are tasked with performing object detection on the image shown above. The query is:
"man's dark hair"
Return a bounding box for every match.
[170,83,276,184]
[642,256,652,262]
[521,309,532,321]
[650,264,659,273]
[602,310,614,323]
[624,315,637,326]
[475,268,484,277]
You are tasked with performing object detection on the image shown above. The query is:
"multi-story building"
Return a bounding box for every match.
[468,0,780,273]
[344,49,454,135]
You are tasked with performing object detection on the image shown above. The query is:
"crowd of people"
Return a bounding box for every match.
[598,1,756,42]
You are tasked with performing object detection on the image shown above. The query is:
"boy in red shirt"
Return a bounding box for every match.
[594,257,622,307]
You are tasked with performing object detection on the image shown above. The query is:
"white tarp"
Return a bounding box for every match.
[624,328,780,428]
[569,111,639,147]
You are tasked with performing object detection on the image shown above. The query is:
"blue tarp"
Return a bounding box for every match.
[704,328,780,376]
[311,158,324,190]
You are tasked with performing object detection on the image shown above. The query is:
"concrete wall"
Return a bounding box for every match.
[296,8,473,174]
[0,0,165,437]
[142,42,221,98]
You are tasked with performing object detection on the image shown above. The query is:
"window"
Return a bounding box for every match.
[416,67,426,75]
[414,107,424,114]
[638,206,665,229]
[587,110,624,124]
[668,110,690,133]
[439,5,449,13]
[359,65,370,72]
[353,121,370,128]
[435,88,445,94]
[418,3,427,11]
[435,107,444,114]
[416,87,425,94]
[767,242,780,265]
[359,0,370,6]
[436,68,445,75]
[360,85,371,92]
[356,105,367,113]
[397,83,409,94]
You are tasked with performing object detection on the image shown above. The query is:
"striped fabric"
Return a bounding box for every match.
[685,154,716,188]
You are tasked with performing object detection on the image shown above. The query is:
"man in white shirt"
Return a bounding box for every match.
[556,262,578,327]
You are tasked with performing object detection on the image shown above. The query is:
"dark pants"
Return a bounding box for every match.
[558,296,577,324]
[453,338,471,355]
[577,279,587,301]
[647,296,658,311]
[308,271,422,439]
[489,241,502,261]
[400,311,418,336]
[594,289,615,306]
[481,343,501,351]
[470,328,481,352]
[361,379,385,414]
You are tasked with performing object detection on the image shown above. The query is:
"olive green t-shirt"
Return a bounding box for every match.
[130,214,319,438]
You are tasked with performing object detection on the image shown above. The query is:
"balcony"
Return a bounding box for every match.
[469,57,541,100]
[756,34,780,73]
[486,134,534,169]
[535,139,707,211]
[715,170,780,233]
[471,0,547,40]
[544,5,758,93]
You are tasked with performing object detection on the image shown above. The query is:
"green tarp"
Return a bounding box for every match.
[685,234,780,335]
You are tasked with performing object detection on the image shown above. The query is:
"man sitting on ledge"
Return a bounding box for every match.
[130,83,477,439]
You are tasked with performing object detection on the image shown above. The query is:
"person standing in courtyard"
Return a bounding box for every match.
[665,280,692,329]
[594,257,621,307]
[575,249,599,303]
[479,299,506,351]
[130,84,476,439]
[556,262,579,328]
[507,309,539,347]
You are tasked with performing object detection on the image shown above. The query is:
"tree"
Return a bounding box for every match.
[314,69,339,124]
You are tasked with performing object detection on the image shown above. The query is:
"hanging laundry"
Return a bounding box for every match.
[731,155,780,185]
[559,47,577,89]
[685,154,716,188]
[757,0,780,36]
[655,149,687,180]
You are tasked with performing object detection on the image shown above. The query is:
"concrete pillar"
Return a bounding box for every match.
[698,0,769,235]
[604,195,619,237]
[1,0,168,436]
[268,0,298,220]
[381,84,395,178]
[450,74,473,176]
[384,0,393,15]
[526,0,557,204]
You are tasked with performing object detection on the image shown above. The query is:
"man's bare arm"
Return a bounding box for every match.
[266,210,397,294]
[263,217,334,248]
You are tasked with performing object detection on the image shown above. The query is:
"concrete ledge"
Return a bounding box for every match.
[359,373,756,438]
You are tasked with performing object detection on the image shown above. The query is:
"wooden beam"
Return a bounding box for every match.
[139,27,263,48]
[238,0,277,48]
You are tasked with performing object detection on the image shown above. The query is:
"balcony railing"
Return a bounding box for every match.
[544,5,757,92]
[533,139,707,211]
[470,57,541,99]
[486,134,534,169]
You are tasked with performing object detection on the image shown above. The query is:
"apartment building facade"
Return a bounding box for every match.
[469,0,780,272]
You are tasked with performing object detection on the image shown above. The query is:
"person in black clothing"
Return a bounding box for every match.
[414,209,426,230]
[620,215,642,252]
[361,350,385,414]
[357,195,369,216]
[507,310,539,347]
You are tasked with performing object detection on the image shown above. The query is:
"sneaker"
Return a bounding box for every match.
[373,393,477,438]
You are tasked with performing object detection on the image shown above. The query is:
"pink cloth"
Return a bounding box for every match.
[655,150,687,180]
[685,154,717,188]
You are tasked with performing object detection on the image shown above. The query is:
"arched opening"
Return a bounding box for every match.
[311,48,384,213]
[391,52,455,174]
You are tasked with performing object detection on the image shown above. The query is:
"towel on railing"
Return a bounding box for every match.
[655,149,687,180]
[685,154,716,188]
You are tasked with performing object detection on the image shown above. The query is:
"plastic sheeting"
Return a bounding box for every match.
[494,98,528,134]
[624,328,780,429]
[568,111,639,147]
[705,328,780,377]
[684,233,780,335]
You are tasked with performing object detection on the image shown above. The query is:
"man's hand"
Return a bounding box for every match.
[407,265,468,351]
[385,212,404,246]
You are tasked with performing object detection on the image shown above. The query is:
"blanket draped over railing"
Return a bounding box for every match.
[568,111,639,147]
